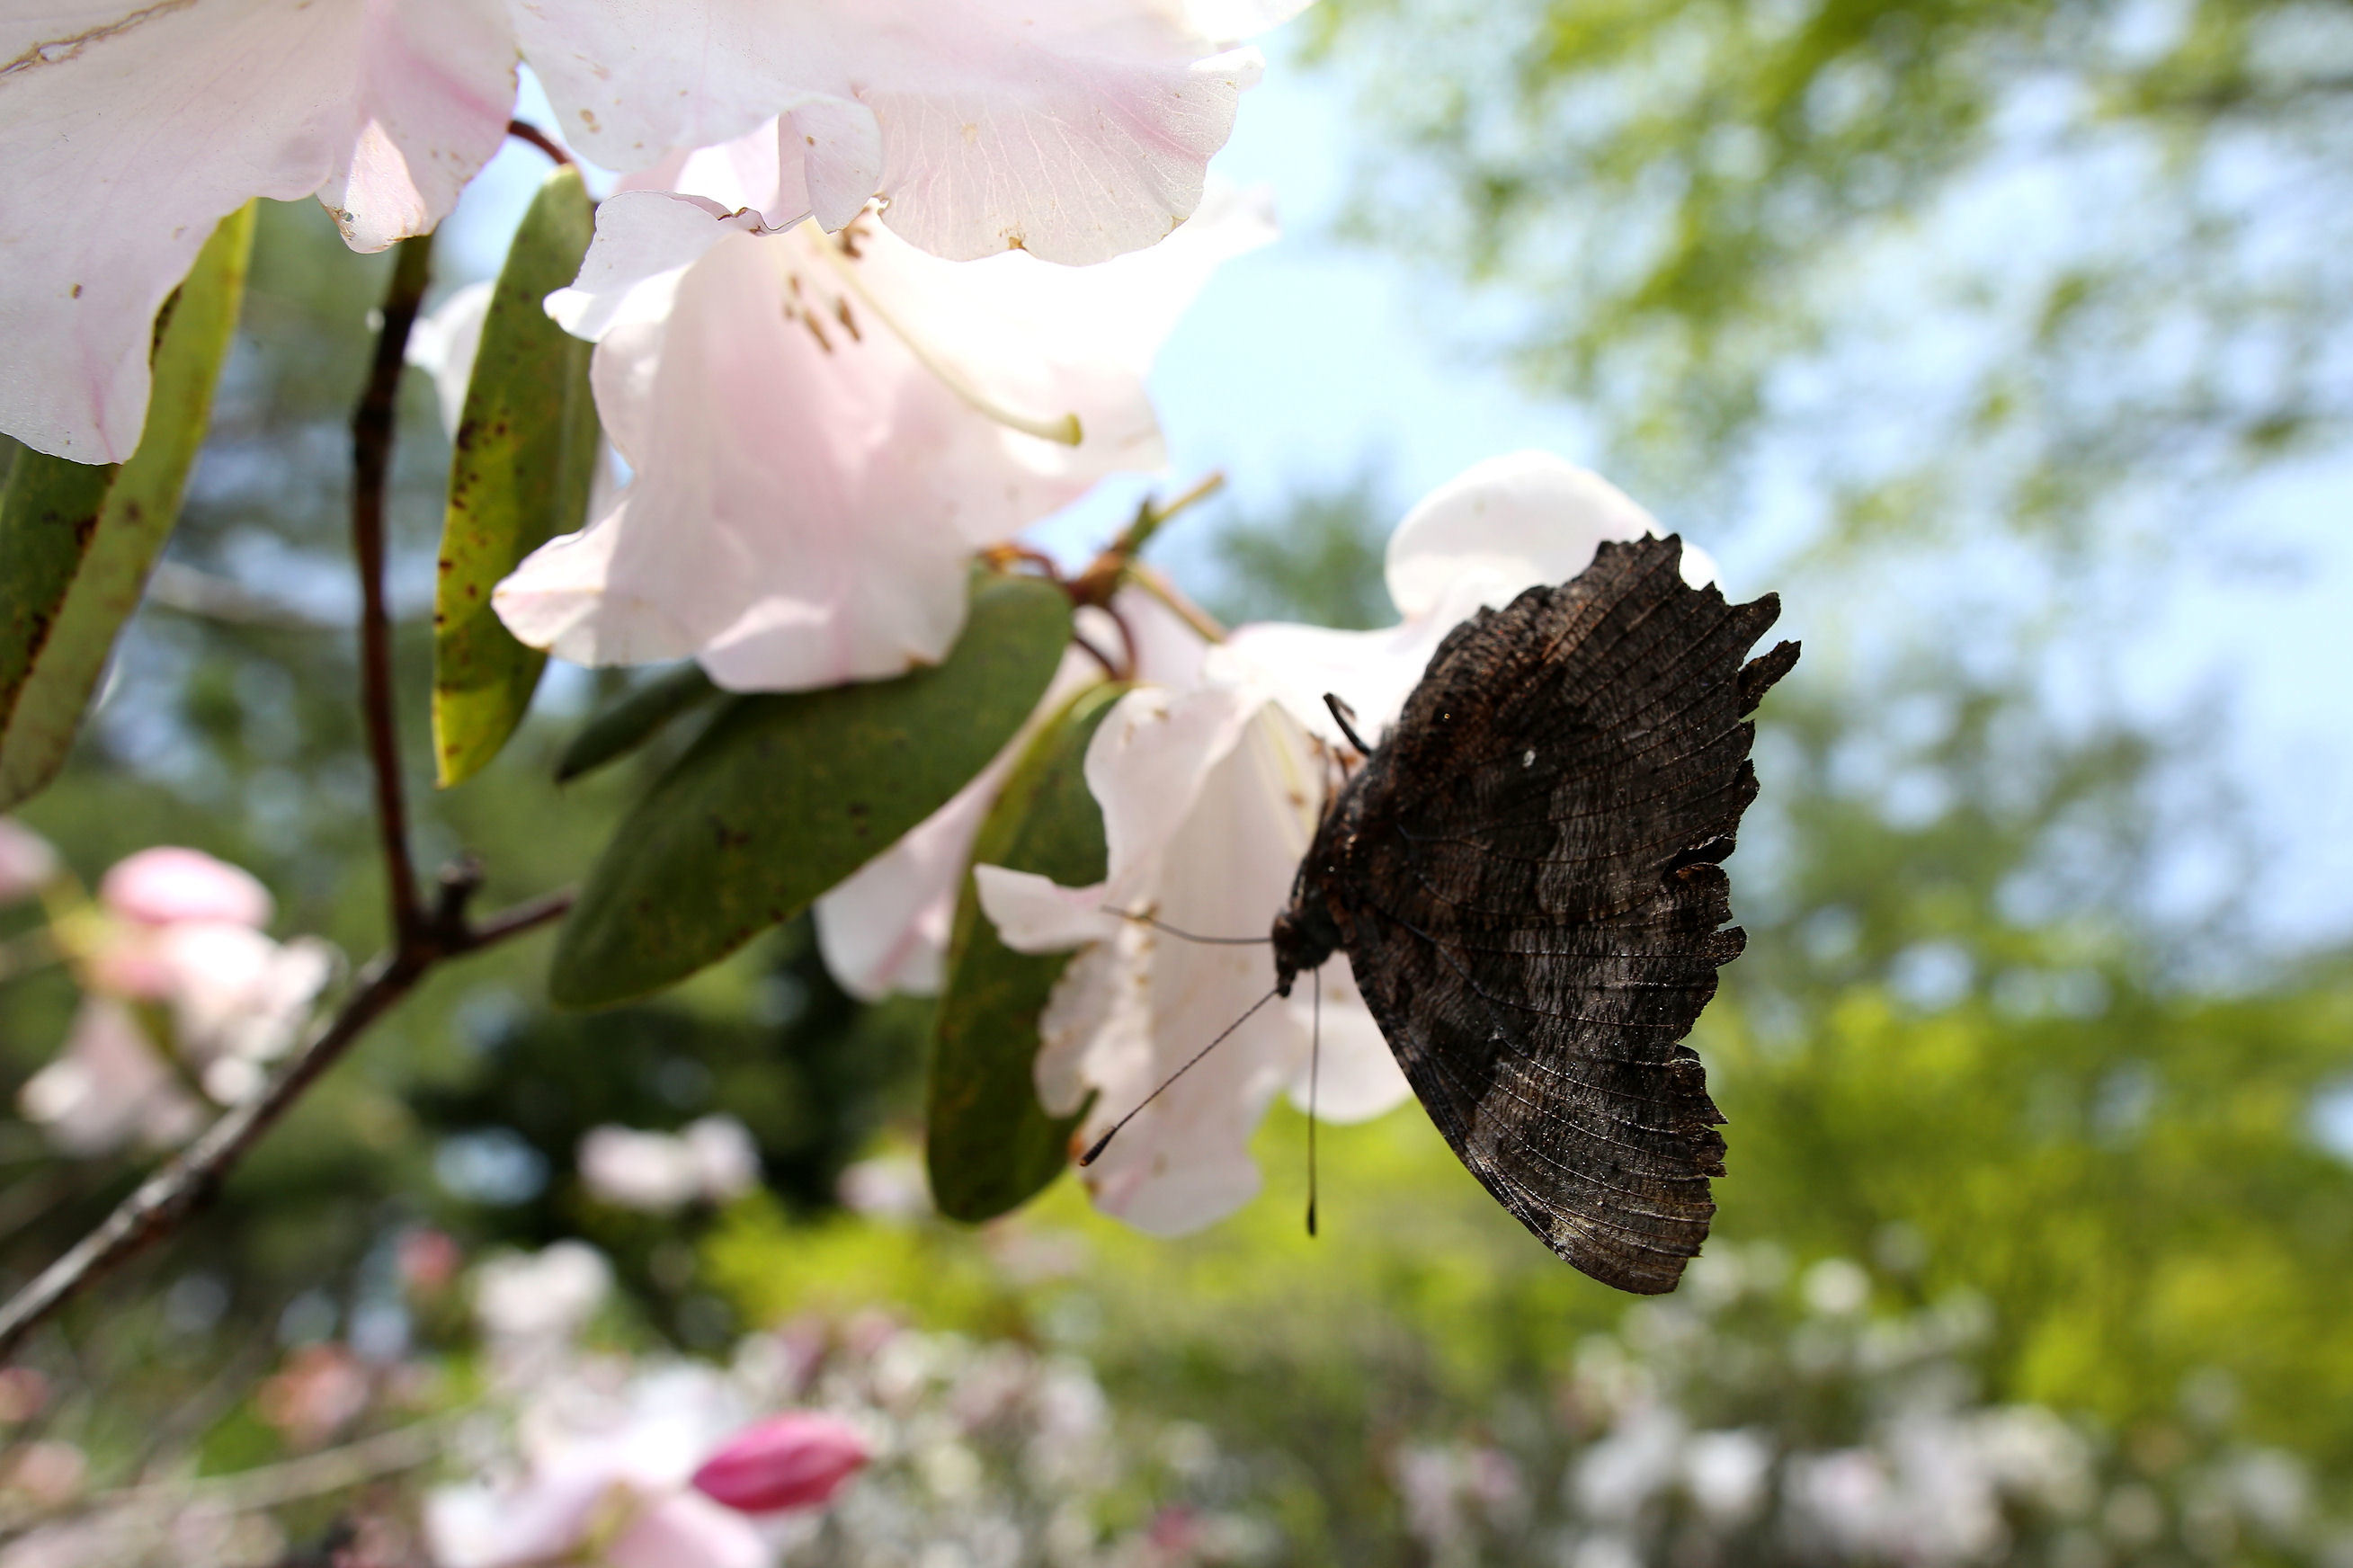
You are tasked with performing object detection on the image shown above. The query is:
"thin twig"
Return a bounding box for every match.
[505,119,574,168]
[352,236,434,947]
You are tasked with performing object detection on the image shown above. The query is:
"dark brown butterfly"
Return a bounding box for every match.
[1268,534,1798,1294]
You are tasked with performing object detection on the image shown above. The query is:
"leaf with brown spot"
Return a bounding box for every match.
[928,679,1122,1222]
[431,166,601,788]
[549,572,1072,1009]
[0,205,254,809]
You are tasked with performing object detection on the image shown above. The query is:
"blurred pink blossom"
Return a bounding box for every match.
[426,1360,816,1568]
[0,820,58,904]
[96,847,271,929]
[16,846,334,1155]
[691,1413,869,1514]
[255,1343,374,1450]
[15,999,205,1157]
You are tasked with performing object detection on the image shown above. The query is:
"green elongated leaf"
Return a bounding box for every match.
[927,679,1126,1223]
[556,661,723,783]
[432,166,602,787]
[551,573,1074,1008]
[0,205,255,810]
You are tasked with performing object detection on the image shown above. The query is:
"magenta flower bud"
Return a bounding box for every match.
[691,1413,869,1514]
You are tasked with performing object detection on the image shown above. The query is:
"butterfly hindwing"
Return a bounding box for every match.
[1321,536,1796,1293]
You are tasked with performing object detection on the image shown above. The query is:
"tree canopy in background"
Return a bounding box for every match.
[1314,0,2353,546]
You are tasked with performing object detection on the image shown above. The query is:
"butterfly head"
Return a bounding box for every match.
[1270,896,1341,997]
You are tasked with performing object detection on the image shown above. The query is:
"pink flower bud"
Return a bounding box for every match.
[99,847,272,929]
[691,1413,868,1514]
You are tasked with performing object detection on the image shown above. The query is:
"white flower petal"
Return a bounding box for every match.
[1083,682,1267,904]
[1069,699,1319,1234]
[0,0,512,459]
[974,869,1119,954]
[0,819,60,904]
[514,0,1279,266]
[408,280,495,437]
[1384,451,1713,621]
[815,645,1100,999]
[814,592,1207,1001]
[1281,954,1411,1122]
[546,192,785,343]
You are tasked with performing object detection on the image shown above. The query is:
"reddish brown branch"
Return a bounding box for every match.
[352,236,433,946]
[505,120,574,168]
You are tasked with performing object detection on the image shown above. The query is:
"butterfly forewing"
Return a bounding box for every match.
[1317,535,1796,1294]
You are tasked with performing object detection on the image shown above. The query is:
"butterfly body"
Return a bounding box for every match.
[1270,535,1798,1295]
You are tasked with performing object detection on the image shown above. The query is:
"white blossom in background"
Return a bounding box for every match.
[0,819,59,904]
[974,452,1712,1237]
[0,0,1308,463]
[472,1240,613,1352]
[17,847,335,1155]
[814,589,1206,1002]
[578,1115,762,1214]
[495,179,1274,694]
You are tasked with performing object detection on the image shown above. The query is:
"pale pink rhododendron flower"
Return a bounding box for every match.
[496,174,1274,694]
[814,589,1206,1001]
[16,846,335,1154]
[0,0,1304,463]
[577,1115,762,1213]
[977,453,1716,1234]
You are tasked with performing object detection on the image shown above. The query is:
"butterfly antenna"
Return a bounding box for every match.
[1101,907,1271,946]
[1307,965,1321,1238]
[1078,985,1282,1166]
[1323,692,1371,755]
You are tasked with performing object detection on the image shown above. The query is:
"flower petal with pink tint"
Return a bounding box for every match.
[515,0,1286,267]
[97,847,272,929]
[1384,450,1716,623]
[691,1412,869,1514]
[497,189,1270,693]
[0,0,513,460]
[982,680,1404,1234]
[18,999,205,1156]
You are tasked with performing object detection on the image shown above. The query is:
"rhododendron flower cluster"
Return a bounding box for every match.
[976,453,1716,1234]
[494,174,1272,693]
[15,845,335,1157]
[0,0,1307,462]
